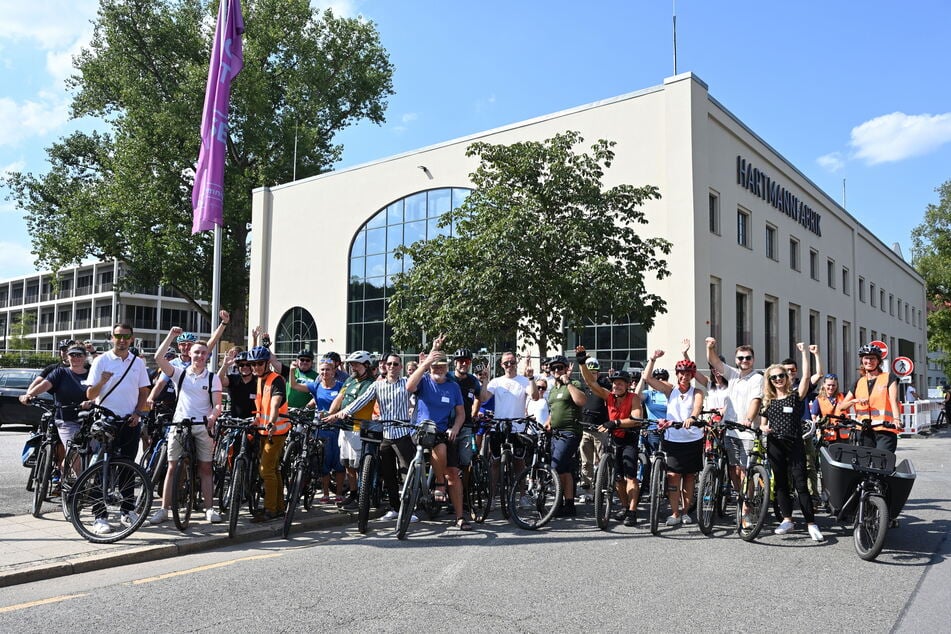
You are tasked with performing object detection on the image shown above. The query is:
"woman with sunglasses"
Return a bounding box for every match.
[809,373,849,443]
[761,342,823,541]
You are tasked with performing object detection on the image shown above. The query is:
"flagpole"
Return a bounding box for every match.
[211,224,222,370]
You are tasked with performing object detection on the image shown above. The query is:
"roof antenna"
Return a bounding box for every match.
[672,0,678,75]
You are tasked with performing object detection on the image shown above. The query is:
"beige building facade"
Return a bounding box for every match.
[250,72,926,390]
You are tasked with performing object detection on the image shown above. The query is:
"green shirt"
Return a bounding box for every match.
[286,368,318,408]
[548,381,583,433]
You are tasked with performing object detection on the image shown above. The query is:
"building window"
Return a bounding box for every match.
[765,225,777,260]
[737,208,750,248]
[880,289,885,311]
[348,187,472,353]
[790,237,800,271]
[842,267,850,295]
[870,283,877,307]
[736,286,751,348]
[826,316,837,375]
[859,327,867,345]
[905,302,910,323]
[275,307,319,359]
[842,321,851,387]
[827,258,835,289]
[764,296,778,366]
[788,303,800,359]
[889,293,894,315]
[810,249,819,281]
[809,310,819,345]
[858,276,865,302]
[710,276,722,344]
[567,315,647,373]
[709,191,720,235]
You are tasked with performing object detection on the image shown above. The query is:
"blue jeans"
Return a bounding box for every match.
[551,431,581,475]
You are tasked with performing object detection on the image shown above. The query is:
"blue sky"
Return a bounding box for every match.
[1,0,949,280]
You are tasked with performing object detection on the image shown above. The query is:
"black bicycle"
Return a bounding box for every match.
[464,419,492,522]
[696,410,731,535]
[167,418,210,531]
[648,420,706,535]
[351,417,402,534]
[217,415,263,538]
[476,416,530,523]
[139,408,173,496]
[283,414,345,538]
[508,420,562,531]
[25,400,58,517]
[586,418,650,531]
[68,405,153,543]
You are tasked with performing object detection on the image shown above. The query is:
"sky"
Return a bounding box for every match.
[0,0,949,281]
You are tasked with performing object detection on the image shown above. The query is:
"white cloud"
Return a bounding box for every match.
[310,0,359,18]
[816,152,845,173]
[0,241,36,279]
[0,1,98,50]
[0,94,70,147]
[850,112,951,165]
[392,112,418,134]
[1,159,26,177]
[401,112,418,124]
[46,28,93,83]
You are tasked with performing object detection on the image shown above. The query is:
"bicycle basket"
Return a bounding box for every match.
[21,432,42,468]
[413,420,438,449]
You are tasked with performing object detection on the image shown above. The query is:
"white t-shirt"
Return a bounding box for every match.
[487,374,532,431]
[904,385,918,402]
[721,365,764,441]
[665,386,704,443]
[88,350,151,417]
[527,396,550,428]
[170,366,222,421]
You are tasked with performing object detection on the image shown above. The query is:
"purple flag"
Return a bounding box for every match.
[191,0,244,234]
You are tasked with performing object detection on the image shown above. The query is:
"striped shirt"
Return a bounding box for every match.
[342,377,411,439]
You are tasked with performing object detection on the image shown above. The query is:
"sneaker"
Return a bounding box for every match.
[562,501,576,517]
[51,469,61,485]
[381,509,398,520]
[120,511,139,528]
[808,524,825,541]
[340,497,359,511]
[148,508,168,525]
[665,515,681,526]
[410,514,419,523]
[623,510,638,527]
[519,495,534,509]
[680,513,693,525]
[613,508,628,522]
[205,508,222,523]
[774,520,795,534]
[91,518,112,535]
[317,495,331,504]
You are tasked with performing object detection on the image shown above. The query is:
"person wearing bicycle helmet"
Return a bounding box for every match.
[327,349,378,510]
[578,355,608,494]
[245,344,290,521]
[544,354,586,517]
[293,355,347,504]
[760,343,823,541]
[841,343,902,453]
[282,348,318,409]
[449,348,482,471]
[644,351,705,527]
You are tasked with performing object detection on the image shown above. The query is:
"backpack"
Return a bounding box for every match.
[175,368,216,409]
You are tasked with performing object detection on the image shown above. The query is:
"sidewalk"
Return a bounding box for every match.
[0,501,365,588]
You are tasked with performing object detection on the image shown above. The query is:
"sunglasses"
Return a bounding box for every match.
[236,363,250,368]
[250,360,267,367]
[769,373,787,381]
[501,361,517,367]
[385,361,402,366]
[536,384,547,390]
[550,365,567,372]
[298,358,313,363]
[67,351,86,357]
[735,355,752,361]
[113,333,133,340]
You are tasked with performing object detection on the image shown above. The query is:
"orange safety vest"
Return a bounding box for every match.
[854,372,897,434]
[255,372,290,435]
[817,394,849,441]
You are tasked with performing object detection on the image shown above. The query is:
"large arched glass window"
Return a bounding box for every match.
[275,306,318,359]
[347,188,472,355]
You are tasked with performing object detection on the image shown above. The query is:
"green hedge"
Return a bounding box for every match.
[0,353,60,368]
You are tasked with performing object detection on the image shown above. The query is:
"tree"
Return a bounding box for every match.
[4,0,394,340]
[8,313,37,353]
[911,179,951,375]
[387,131,672,355]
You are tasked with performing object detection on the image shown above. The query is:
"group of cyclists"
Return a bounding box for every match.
[19,311,925,543]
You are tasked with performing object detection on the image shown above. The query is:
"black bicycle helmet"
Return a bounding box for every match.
[858,344,883,358]
[652,368,669,381]
[453,348,473,360]
[235,351,249,362]
[297,349,315,360]
[247,346,271,362]
[548,355,569,368]
[610,370,633,383]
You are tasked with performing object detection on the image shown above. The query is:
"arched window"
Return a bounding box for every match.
[275,306,318,359]
[347,187,472,354]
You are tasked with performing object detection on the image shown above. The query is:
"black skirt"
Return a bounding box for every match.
[661,438,703,474]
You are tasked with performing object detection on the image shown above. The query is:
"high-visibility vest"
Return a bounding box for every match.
[854,372,897,434]
[817,394,849,441]
[255,372,290,435]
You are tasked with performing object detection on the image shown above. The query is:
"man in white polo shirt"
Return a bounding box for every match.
[148,326,224,525]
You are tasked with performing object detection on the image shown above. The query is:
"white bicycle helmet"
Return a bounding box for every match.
[345,350,373,365]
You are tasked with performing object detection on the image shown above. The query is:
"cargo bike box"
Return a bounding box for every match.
[819,443,915,520]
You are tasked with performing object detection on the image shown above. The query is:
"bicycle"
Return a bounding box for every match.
[721,420,771,542]
[464,420,491,522]
[167,418,210,531]
[216,415,263,538]
[283,414,344,538]
[696,410,732,535]
[648,420,707,535]
[395,419,447,540]
[139,409,173,496]
[25,400,58,517]
[584,419,649,531]
[350,417,401,534]
[475,416,530,523]
[59,413,95,522]
[508,419,563,530]
[68,405,153,543]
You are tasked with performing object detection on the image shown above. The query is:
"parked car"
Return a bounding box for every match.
[0,369,54,430]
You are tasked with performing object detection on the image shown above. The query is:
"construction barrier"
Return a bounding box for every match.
[900,400,939,436]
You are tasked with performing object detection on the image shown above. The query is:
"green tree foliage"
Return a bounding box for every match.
[4,0,394,338]
[911,179,951,374]
[7,313,37,353]
[387,131,672,354]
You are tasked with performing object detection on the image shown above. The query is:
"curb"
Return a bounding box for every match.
[0,509,364,589]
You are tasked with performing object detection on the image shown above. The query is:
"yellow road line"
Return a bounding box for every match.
[0,593,88,613]
[132,553,282,585]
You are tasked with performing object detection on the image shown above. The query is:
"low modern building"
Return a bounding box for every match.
[0,259,211,353]
[249,72,927,390]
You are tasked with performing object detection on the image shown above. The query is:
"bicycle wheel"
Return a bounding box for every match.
[147,444,168,496]
[396,460,422,540]
[468,454,491,522]
[509,465,562,530]
[69,458,152,544]
[738,464,770,542]
[475,458,497,523]
[697,463,717,535]
[31,443,53,517]
[171,456,194,531]
[499,455,512,520]
[228,459,246,538]
[649,457,666,535]
[715,458,730,518]
[282,468,304,539]
[594,454,614,530]
[854,494,889,561]
[357,453,376,533]
[61,445,85,521]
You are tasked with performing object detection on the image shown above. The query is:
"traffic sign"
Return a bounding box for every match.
[869,339,888,359]
[891,356,914,377]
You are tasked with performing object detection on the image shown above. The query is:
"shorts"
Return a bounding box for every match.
[615,443,640,480]
[662,438,703,475]
[318,428,343,475]
[55,419,82,450]
[551,431,581,475]
[434,436,461,470]
[167,422,214,462]
[339,429,361,466]
[457,427,474,468]
[724,435,754,468]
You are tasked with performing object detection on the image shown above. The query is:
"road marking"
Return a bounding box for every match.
[0,593,88,613]
[132,553,282,585]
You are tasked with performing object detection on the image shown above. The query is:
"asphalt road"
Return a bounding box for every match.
[0,427,948,632]
[0,422,35,518]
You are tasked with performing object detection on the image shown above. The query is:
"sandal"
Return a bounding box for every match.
[433,487,448,503]
[454,517,473,531]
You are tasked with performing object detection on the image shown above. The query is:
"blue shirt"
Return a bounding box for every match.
[306,379,343,412]
[643,389,668,430]
[414,374,463,432]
